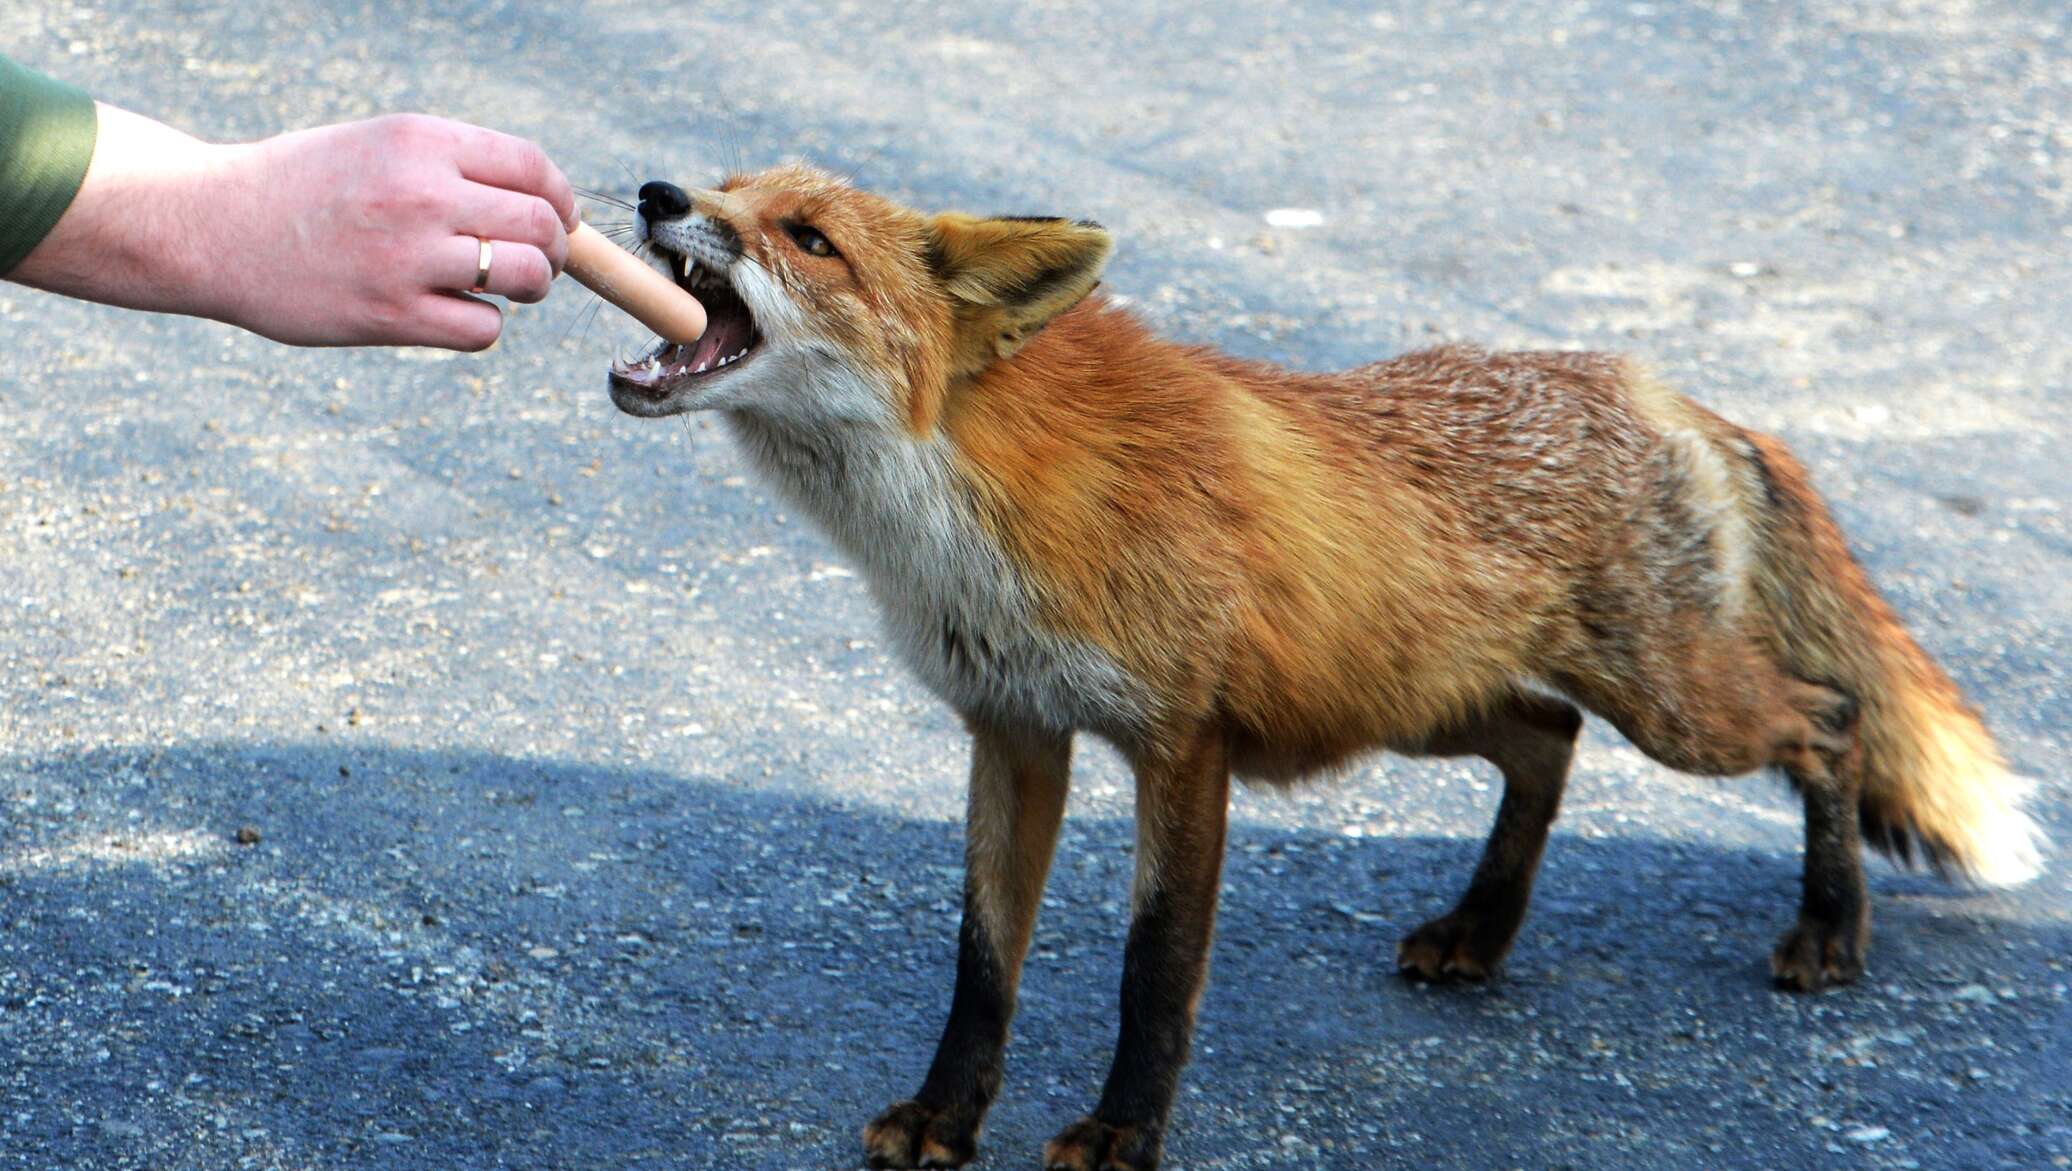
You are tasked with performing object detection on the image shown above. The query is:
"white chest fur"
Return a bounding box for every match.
[724,411,1148,736]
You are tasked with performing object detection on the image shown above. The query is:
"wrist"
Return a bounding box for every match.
[160,137,264,328]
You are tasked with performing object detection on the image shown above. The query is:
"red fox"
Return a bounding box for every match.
[606,165,2045,1171]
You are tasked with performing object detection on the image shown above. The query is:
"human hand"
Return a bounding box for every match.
[210,114,578,349]
[11,108,577,350]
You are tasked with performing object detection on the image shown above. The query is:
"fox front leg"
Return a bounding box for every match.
[864,723,1071,1169]
[1043,721,1230,1171]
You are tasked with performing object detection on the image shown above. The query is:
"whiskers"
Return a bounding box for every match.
[679,404,702,463]
[556,281,610,348]
[575,185,637,213]
[561,190,652,348]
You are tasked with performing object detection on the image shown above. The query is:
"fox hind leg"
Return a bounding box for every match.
[1562,631,1871,991]
[1395,692,1582,983]
[1771,682,1870,991]
[1771,759,1871,991]
[1612,668,1871,991]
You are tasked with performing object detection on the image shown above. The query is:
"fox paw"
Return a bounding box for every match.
[1396,910,1510,983]
[863,1099,980,1169]
[1042,1116,1160,1171]
[1770,918,1866,992]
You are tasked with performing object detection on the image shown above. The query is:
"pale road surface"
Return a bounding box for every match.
[2,2,2067,1169]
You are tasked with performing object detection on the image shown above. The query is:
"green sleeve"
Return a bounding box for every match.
[1,55,100,275]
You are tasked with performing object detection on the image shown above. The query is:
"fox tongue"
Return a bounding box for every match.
[689,313,749,370]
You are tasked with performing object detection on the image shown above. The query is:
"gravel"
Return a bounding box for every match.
[3,1,2067,1169]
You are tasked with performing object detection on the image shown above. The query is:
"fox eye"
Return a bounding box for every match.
[785,222,838,259]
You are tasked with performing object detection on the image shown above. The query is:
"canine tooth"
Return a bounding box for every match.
[680,255,692,279]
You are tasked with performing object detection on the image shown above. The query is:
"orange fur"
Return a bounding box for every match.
[943,315,1558,773]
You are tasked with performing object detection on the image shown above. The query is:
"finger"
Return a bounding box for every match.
[397,292,504,352]
[452,127,577,231]
[453,183,569,274]
[483,241,555,304]
[425,235,554,304]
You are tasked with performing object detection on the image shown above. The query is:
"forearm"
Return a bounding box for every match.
[9,103,250,322]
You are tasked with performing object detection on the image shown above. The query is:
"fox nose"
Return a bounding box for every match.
[637,180,692,223]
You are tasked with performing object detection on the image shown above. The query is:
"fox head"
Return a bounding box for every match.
[606,163,1112,434]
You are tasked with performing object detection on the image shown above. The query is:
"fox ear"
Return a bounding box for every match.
[926,214,1113,360]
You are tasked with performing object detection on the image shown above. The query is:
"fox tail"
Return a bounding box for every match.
[1743,432,2045,886]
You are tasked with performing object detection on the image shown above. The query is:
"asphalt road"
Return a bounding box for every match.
[3,2,2068,1168]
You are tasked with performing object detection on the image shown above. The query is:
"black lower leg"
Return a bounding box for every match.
[1399,697,1578,980]
[865,894,1016,1169]
[1773,764,1869,991]
[1457,788,1562,934]
[913,888,1015,1118]
[1045,727,1229,1171]
[1093,879,1217,1141]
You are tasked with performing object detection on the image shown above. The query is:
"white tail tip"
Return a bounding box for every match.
[1957,775,2048,888]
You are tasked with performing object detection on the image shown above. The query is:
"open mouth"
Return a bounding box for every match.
[607,251,765,399]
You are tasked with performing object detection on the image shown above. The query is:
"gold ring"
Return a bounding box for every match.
[469,237,493,294]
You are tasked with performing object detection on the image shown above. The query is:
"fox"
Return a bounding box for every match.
[602,164,2046,1171]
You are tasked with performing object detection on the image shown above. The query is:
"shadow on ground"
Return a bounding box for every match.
[4,742,2065,1170]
